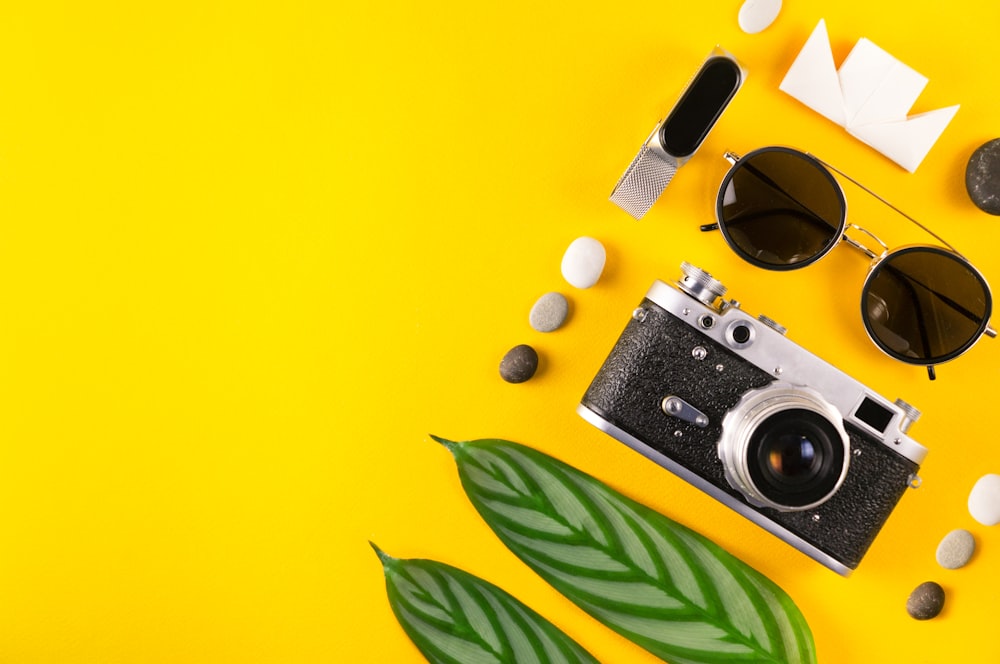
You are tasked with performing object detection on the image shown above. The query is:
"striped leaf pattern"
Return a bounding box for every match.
[372,543,601,664]
[435,436,817,664]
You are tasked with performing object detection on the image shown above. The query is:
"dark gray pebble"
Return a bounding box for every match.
[499,344,539,383]
[906,581,945,620]
[966,138,1000,215]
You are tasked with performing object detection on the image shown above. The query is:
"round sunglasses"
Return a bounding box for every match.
[701,146,994,380]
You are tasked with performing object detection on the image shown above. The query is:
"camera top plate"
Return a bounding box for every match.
[644,278,928,465]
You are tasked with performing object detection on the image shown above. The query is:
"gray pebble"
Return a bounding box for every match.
[529,292,569,332]
[906,581,945,620]
[936,529,976,569]
[499,344,539,383]
[965,138,1000,215]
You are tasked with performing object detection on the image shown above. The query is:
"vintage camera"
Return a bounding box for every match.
[578,262,927,575]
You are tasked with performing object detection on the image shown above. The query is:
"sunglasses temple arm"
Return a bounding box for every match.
[700,223,720,232]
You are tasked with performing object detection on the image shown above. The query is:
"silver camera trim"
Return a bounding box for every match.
[718,383,851,512]
[645,278,928,465]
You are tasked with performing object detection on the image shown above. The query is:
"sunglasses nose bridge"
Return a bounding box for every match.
[842,234,878,260]
[843,223,889,261]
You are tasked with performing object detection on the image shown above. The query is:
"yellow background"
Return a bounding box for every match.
[1,1,999,662]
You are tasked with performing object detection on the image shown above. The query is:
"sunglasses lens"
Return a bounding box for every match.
[718,149,846,269]
[862,247,992,364]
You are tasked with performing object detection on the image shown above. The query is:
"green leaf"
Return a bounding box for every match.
[371,542,601,664]
[434,436,817,664]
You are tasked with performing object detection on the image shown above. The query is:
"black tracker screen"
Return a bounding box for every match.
[660,57,742,158]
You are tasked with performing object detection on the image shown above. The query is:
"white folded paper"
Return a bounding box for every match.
[779,19,959,172]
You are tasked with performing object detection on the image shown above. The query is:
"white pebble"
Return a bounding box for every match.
[529,292,569,332]
[968,473,1000,525]
[561,237,606,289]
[738,0,782,34]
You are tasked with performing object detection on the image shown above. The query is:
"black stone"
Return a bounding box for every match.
[906,581,945,620]
[499,344,539,383]
[965,138,1000,215]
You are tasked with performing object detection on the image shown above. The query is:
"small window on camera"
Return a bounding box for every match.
[855,397,893,433]
[725,320,756,350]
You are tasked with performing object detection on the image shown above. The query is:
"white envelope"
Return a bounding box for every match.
[779,19,959,172]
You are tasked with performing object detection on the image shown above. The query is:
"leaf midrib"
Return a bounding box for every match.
[474,445,787,663]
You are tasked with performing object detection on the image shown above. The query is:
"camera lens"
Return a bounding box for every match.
[747,409,846,508]
[718,383,850,512]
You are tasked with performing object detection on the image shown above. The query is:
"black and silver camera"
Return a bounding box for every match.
[578,262,927,575]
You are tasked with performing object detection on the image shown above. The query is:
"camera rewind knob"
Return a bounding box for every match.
[678,262,727,306]
[894,398,922,434]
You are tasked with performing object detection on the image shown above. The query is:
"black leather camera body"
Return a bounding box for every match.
[578,262,927,575]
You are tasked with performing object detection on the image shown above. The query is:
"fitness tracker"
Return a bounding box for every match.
[610,48,745,220]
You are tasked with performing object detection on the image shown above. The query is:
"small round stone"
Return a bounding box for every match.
[968,473,1000,526]
[965,139,1000,215]
[738,0,781,34]
[499,344,539,383]
[936,529,976,569]
[529,292,569,332]
[561,236,606,289]
[906,581,945,620]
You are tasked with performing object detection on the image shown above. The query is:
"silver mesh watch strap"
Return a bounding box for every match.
[610,142,678,220]
[608,48,745,220]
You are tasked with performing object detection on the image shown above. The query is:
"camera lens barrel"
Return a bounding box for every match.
[718,383,850,512]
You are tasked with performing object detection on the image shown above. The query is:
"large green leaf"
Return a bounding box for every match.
[372,543,601,664]
[434,436,817,664]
